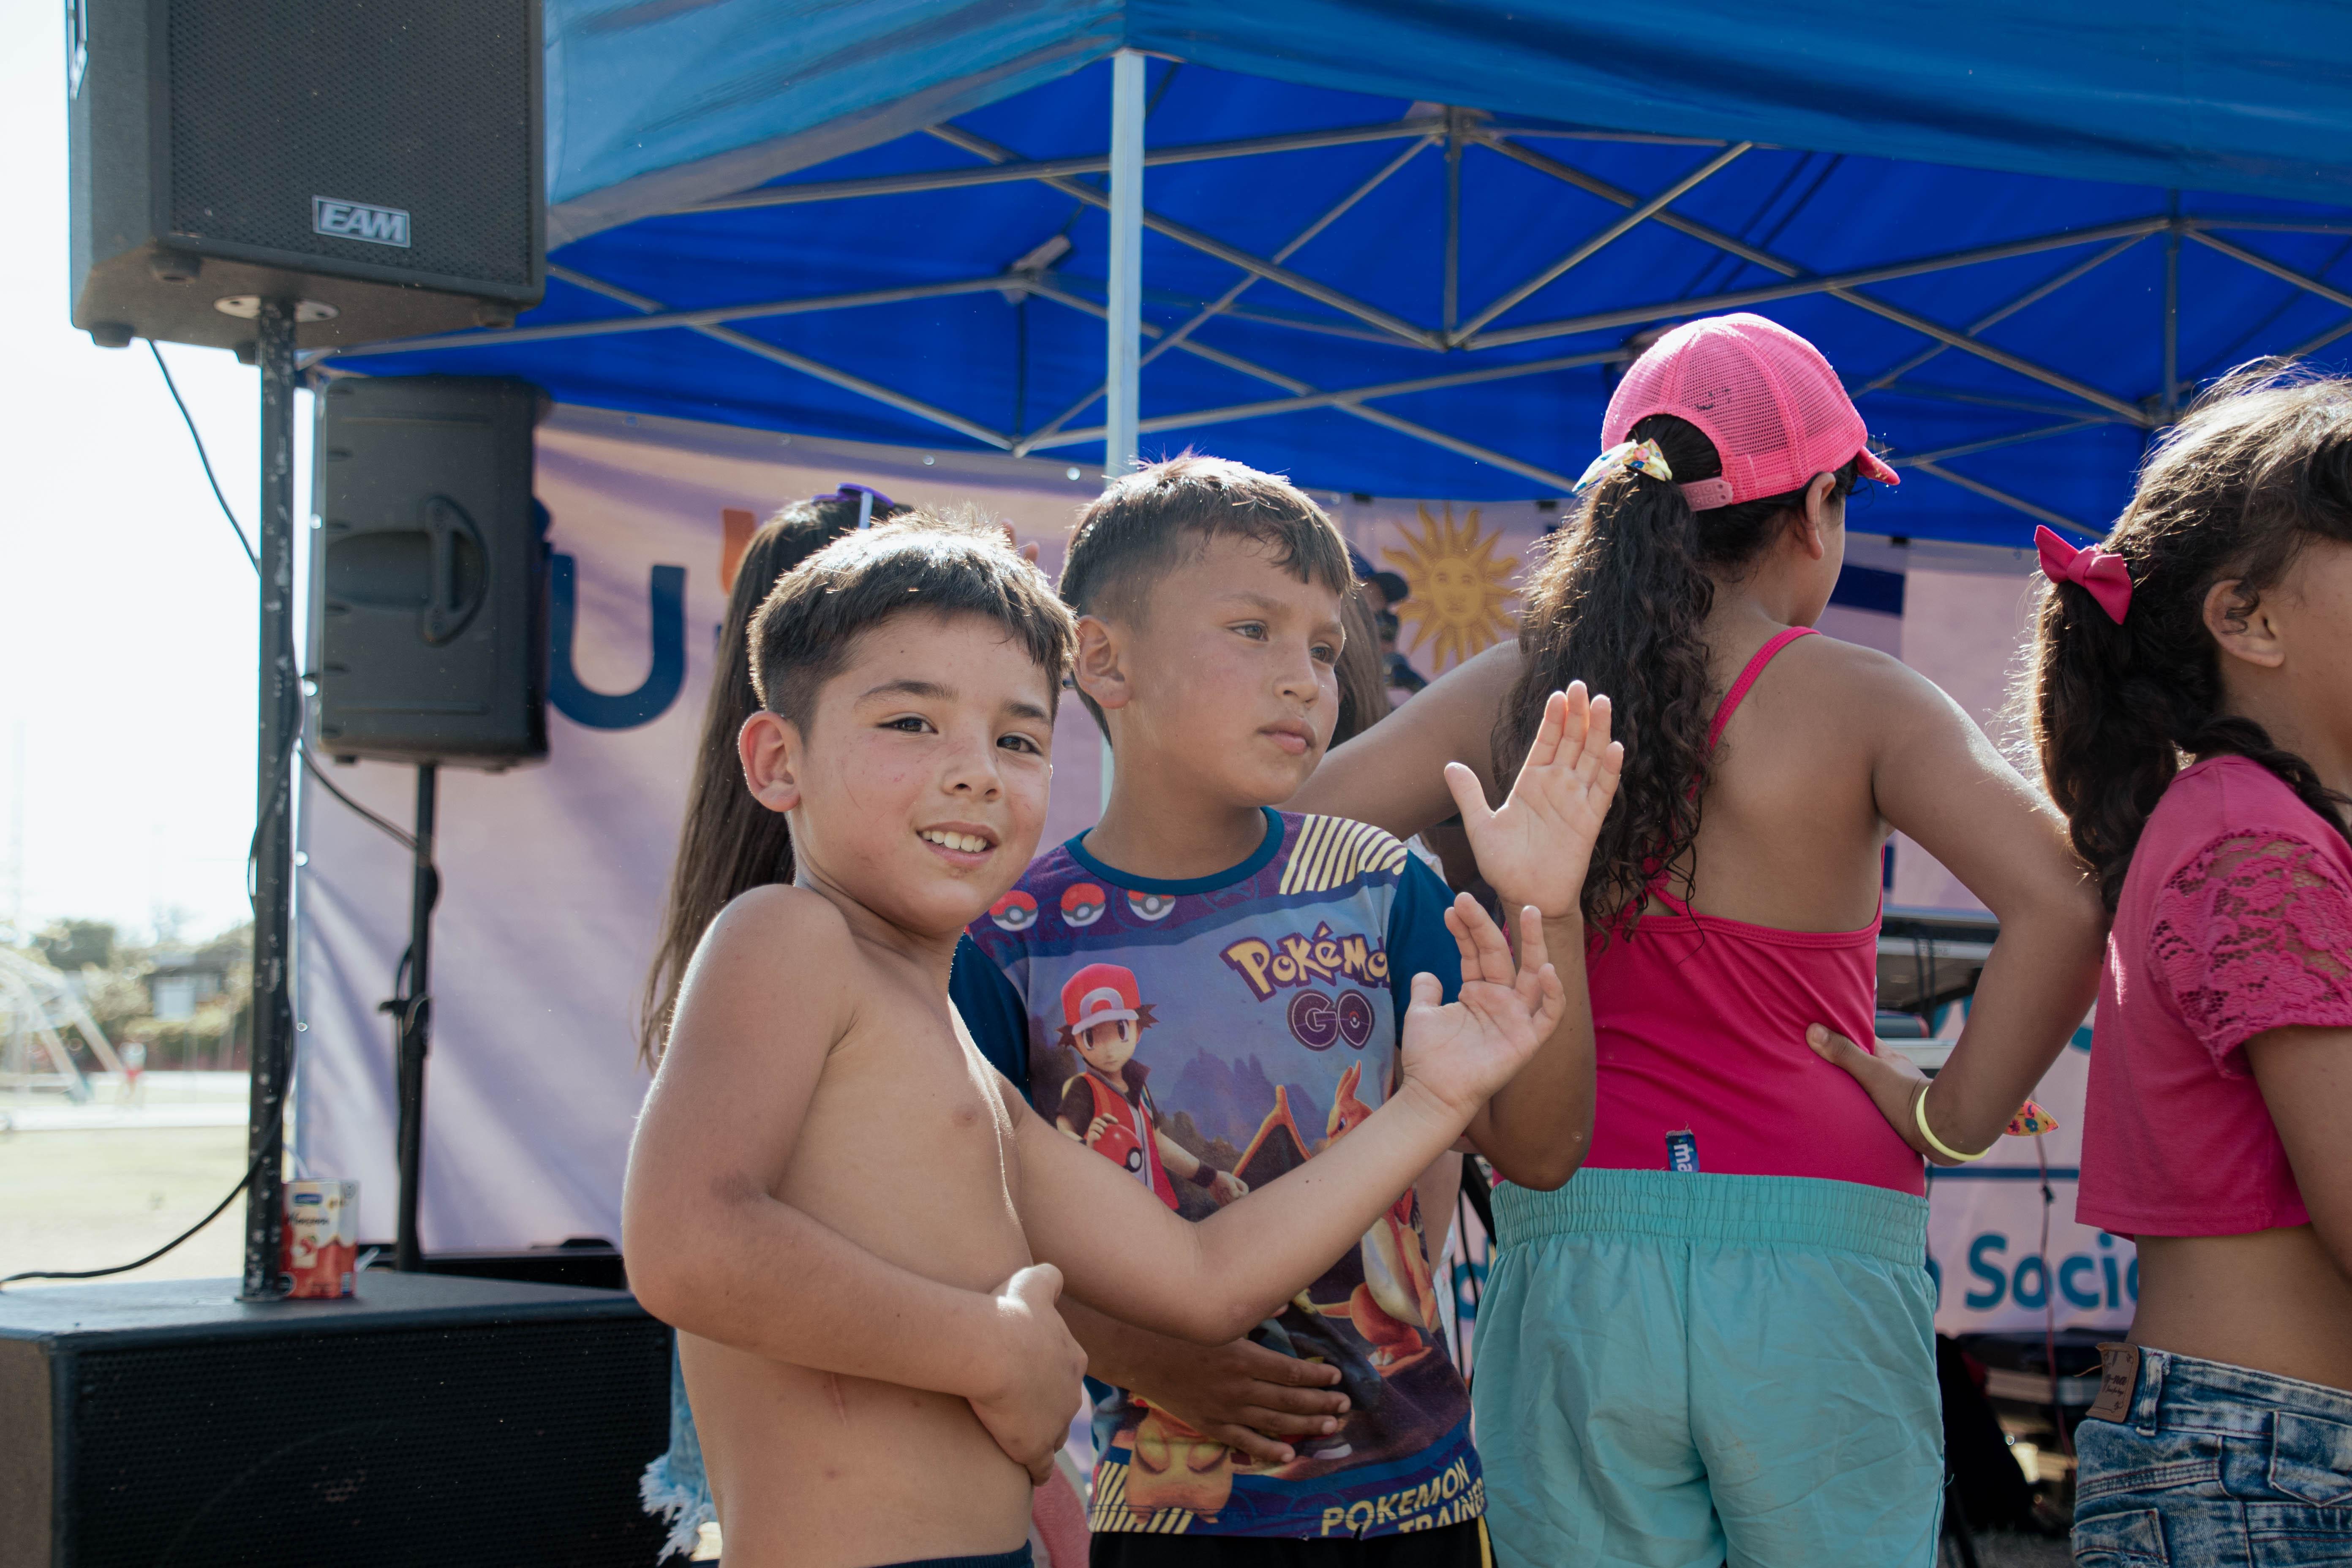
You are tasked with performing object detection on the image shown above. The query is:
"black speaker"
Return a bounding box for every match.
[65,0,543,352]
[0,1272,671,1567]
[308,375,549,767]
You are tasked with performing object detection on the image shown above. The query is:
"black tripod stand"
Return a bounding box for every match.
[383,765,440,1272]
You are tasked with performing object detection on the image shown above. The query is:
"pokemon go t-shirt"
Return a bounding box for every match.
[954,808,1483,1540]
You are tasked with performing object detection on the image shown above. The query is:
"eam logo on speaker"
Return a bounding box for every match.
[312,196,410,248]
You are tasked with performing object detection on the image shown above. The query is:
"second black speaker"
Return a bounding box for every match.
[310,376,548,768]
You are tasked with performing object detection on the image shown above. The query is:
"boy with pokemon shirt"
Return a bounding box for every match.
[956,457,1617,1560]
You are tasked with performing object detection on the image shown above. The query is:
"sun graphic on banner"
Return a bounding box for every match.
[1382,504,1520,672]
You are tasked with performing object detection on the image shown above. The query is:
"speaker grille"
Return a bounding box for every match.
[166,0,534,286]
[70,1317,669,1566]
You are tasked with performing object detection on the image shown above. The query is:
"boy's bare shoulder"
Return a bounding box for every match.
[712,880,855,942]
[685,883,866,1014]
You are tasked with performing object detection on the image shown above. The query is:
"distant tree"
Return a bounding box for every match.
[36,919,116,972]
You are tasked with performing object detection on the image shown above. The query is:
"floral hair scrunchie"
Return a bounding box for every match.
[1571,438,1675,498]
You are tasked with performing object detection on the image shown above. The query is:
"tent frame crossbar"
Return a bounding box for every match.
[677,115,1451,212]
[548,263,1020,450]
[1018,131,1441,454]
[349,93,2352,524]
[1031,347,1631,449]
[1448,141,1753,345]
[323,275,1029,359]
[1020,276,1580,489]
[923,123,1441,348]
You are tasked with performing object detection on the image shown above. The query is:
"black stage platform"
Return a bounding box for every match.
[1,1271,671,1567]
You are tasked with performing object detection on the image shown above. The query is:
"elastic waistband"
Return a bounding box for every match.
[869,1549,1033,1568]
[1491,1168,1927,1267]
[2119,1346,2352,1436]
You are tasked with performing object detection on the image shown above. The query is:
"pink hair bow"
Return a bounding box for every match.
[2035,525,2132,624]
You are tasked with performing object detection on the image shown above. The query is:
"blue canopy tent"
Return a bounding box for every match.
[314,0,2352,549]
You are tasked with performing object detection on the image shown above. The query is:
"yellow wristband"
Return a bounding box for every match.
[1913,1084,1993,1163]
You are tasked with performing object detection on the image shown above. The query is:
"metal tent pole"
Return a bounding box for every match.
[2163,192,2182,423]
[1105,50,1144,481]
[1100,49,1144,815]
[240,298,300,1300]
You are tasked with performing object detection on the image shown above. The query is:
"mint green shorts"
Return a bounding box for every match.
[1472,1170,1940,1568]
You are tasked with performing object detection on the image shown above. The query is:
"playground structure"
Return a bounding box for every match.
[0,945,128,1104]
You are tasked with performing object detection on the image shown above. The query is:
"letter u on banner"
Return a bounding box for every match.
[549,553,686,730]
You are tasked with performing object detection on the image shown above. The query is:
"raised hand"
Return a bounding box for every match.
[1445,683,1622,920]
[1400,896,1568,1122]
[970,1263,1089,1484]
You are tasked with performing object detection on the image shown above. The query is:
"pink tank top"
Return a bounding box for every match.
[1583,628,1925,1195]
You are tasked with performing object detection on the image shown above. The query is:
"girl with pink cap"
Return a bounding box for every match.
[1296,313,2107,1566]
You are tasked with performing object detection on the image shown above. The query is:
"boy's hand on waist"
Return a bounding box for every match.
[972,1264,1089,1485]
[1127,1335,1349,1466]
[1401,899,1567,1124]
[1447,683,1622,920]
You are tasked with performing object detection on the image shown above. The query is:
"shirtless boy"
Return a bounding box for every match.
[621,515,1568,1568]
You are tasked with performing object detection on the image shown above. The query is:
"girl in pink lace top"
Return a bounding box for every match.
[2025,368,2352,1563]
[2077,754,2352,1240]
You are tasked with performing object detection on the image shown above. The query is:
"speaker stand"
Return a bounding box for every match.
[240,298,300,1299]
[392,763,440,1271]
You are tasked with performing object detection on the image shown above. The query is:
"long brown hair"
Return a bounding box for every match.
[2032,362,2352,911]
[1331,585,1389,748]
[1497,413,1858,930]
[635,494,902,1065]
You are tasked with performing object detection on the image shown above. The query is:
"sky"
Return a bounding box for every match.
[0,0,305,945]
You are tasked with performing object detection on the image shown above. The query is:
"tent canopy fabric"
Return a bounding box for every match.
[340,3,2352,547]
[542,0,2352,240]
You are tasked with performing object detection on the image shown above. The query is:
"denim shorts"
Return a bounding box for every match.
[2074,1345,2352,1565]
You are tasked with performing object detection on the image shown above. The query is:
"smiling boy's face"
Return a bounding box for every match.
[1089,534,1345,809]
[748,609,1057,942]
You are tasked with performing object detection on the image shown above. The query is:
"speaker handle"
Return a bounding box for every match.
[420,495,487,645]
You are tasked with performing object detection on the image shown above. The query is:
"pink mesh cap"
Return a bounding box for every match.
[1601,313,1899,510]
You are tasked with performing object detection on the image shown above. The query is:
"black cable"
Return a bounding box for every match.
[1,1083,286,1289]
[301,745,417,851]
[152,341,416,855]
[150,340,257,569]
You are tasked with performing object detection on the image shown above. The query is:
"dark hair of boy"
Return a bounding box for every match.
[1498,412,1863,931]
[1058,454,1355,735]
[748,509,1075,732]
[2032,360,2352,909]
[638,492,908,1065]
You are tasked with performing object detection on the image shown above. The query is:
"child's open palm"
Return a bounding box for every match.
[1400,897,1567,1120]
[1445,683,1622,921]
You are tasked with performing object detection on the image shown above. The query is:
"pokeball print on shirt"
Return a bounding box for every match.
[1062,882,1108,927]
[989,890,1038,931]
[1127,890,1177,921]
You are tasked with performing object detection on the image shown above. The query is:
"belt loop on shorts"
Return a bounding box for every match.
[2134,1347,2166,1437]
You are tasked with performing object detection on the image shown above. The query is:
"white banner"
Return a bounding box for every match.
[1925,1019,2134,1336]
[296,407,1946,1255]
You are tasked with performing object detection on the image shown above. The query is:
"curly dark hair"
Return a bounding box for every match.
[1496,413,1858,932]
[2032,361,2352,912]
